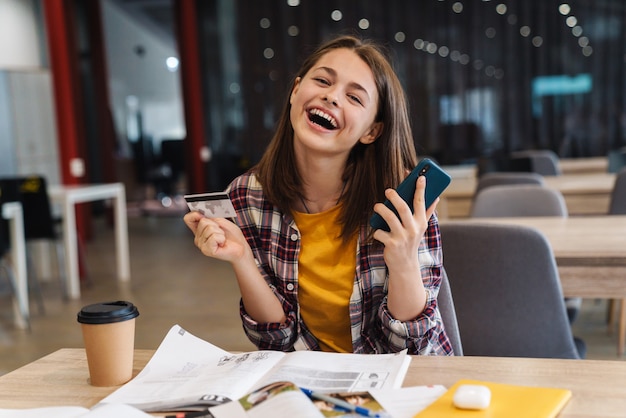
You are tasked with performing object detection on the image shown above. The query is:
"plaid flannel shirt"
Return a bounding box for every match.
[226,172,453,355]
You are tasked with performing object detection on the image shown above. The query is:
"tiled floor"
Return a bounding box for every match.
[0,214,623,376]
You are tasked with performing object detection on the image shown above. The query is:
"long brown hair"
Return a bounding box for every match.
[255,34,418,241]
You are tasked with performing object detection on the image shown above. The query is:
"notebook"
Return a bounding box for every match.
[413,379,572,418]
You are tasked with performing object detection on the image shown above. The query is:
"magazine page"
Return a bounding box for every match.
[100,325,286,411]
[210,382,323,418]
[254,349,411,393]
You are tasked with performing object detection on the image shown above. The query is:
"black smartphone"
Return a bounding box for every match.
[369,158,451,231]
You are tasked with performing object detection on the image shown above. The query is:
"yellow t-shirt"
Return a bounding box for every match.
[293,205,357,352]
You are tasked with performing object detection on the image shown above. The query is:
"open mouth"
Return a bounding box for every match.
[308,108,338,130]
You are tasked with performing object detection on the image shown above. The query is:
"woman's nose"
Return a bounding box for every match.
[323,94,338,106]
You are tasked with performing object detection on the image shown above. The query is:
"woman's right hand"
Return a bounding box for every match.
[183,211,251,263]
[184,211,286,323]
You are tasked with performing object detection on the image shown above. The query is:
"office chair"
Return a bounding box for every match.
[470,185,568,218]
[474,172,545,195]
[440,222,583,359]
[438,267,463,356]
[469,184,581,325]
[0,176,68,309]
[510,150,562,176]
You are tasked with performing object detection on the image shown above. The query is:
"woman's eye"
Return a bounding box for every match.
[349,94,363,105]
[314,77,330,85]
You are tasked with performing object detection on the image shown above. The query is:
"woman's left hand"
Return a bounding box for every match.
[372,175,439,273]
[372,175,439,320]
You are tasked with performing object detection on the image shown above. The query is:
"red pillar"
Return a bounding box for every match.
[42,0,86,186]
[43,0,90,276]
[175,0,208,193]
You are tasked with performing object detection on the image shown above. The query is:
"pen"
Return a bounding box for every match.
[300,388,383,418]
[164,411,215,418]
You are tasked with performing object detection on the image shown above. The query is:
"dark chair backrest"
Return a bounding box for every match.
[0,180,18,255]
[608,148,626,174]
[0,203,10,258]
[609,168,626,215]
[440,222,580,359]
[477,155,533,176]
[160,139,185,179]
[511,150,562,176]
[0,176,57,240]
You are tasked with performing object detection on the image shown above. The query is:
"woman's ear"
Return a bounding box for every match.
[290,77,302,105]
[360,122,383,144]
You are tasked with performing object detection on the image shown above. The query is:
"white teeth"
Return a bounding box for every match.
[309,108,337,128]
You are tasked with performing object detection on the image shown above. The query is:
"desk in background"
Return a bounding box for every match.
[1,202,28,329]
[440,172,616,218]
[441,157,609,179]
[544,173,616,215]
[0,348,625,417]
[442,216,626,356]
[48,183,130,299]
[559,156,609,174]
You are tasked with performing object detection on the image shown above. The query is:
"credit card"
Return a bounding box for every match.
[184,192,236,218]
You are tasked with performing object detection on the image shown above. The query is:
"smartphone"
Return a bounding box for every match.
[369,158,451,231]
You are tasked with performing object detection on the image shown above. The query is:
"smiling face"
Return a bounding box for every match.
[289,48,383,159]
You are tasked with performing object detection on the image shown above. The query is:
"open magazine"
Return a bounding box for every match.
[0,384,447,418]
[99,324,412,413]
[203,381,447,418]
[209,381,392,418]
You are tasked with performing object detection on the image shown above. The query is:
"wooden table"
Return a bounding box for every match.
[441,216,626,356]
[559,157,609,174]
[544,173,616,215]
[0,349,625,417]
[48,183,130,299]
[440,173,616,218]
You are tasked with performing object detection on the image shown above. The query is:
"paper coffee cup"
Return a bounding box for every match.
[77,301,140,387]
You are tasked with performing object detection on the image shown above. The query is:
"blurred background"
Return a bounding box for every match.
[2,0,625,202]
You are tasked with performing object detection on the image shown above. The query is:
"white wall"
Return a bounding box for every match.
[0,0,41,69]
[101,0,185,157]
[0,70,61,185]
[0,0,60,183]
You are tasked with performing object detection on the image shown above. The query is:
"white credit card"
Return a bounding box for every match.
[183,192,236,218]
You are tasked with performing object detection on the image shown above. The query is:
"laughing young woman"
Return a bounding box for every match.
[184,35,453,355]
